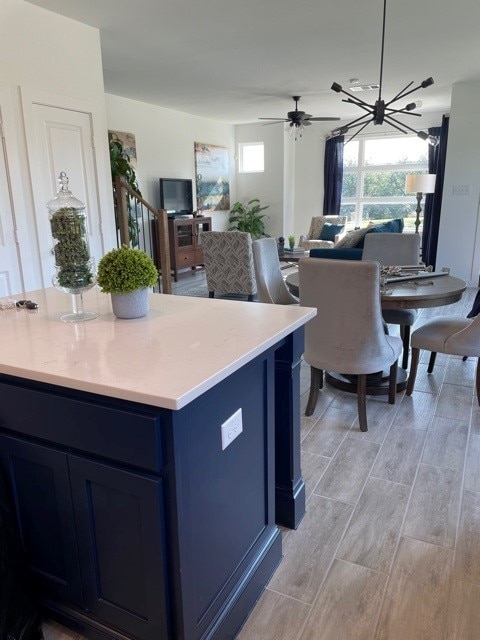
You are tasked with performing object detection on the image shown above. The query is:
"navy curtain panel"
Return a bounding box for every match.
[323,136,344,214]
[422,115,449,268]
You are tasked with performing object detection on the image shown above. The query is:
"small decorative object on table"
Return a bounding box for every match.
[96,245,158,319]
[48,172,98,322]
[288,235,295,250]
[277,236,285,256]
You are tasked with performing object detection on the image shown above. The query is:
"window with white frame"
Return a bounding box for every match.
[340,135,428,231]
[238,142,264,173]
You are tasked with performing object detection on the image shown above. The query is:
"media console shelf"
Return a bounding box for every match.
[168,217,211,282]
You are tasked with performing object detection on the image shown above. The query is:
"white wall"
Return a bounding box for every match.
[0,0,112,290]
[234,123,285,238]
[106,94,235,231]
[437,81,480,285]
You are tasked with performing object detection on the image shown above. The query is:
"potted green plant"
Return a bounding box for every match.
[97,245,158,319]
[228,199,269,238]
[288,235,296,250]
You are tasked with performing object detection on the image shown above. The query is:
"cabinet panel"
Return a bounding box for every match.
[168,217,211,281]
[0,381,163,472]
[0,434,83,607]
[69,456,169,640]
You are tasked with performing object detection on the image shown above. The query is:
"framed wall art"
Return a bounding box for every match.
[194,142,230,213]
[108,130,137,168]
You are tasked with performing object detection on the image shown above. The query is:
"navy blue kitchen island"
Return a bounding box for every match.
[0,289,314,640]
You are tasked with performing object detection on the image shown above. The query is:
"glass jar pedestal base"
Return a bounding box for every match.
[60,292,98,323]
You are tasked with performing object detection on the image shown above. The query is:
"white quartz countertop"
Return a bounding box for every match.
[0,288,316,410]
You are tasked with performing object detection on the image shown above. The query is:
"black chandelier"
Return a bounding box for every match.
[330,0,438,146]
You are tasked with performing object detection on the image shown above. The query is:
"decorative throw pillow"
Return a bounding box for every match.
[335,225,372,249]
[319,222,345,242]
[366,218,405,235]
[357,218,405,248]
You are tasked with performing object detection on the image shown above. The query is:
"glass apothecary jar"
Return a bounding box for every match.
[48,172,98,322]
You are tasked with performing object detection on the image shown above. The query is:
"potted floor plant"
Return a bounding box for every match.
[97,245,158,319]
[228,199,269,238]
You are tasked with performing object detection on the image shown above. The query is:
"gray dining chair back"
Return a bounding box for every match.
[362,232,421,265]
[363,232,422,369]
[252,238,298,305]
[299,258,402,431]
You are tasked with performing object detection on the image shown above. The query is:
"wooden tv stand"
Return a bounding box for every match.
[168,216,211,282]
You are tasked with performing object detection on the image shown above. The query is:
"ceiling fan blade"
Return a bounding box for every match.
[300,113,313,119]
[302,121,312,126]
[258,117,287,121]
[261,121,286,126]
[308,117,341,121]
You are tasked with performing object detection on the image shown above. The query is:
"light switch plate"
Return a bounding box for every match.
[452,184,470,196]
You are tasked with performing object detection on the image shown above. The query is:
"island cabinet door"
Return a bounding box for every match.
[68,456,169,640]
[0,433,83,607]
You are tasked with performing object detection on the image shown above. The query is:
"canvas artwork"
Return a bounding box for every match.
[108,130,137,168]
[194,142,230,213]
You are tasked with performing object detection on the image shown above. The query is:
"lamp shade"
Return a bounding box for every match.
[405,174,436,194]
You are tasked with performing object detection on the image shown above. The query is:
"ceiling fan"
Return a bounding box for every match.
[258,96,340,139]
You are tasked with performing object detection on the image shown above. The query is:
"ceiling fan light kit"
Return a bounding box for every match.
[258,95,340,140]
[330,0,439,146]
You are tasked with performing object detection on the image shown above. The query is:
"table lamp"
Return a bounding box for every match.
[405,174,436,234]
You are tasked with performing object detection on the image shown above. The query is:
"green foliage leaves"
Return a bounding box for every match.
[109,134,141,247]
[50,207,93,290]
[228,199,269,238]
[97,245,158,294]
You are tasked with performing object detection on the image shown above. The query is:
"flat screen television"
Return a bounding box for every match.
[159,178,193,216]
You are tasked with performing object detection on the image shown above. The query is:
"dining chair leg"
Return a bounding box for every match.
[209,291,215,298]
[476,357,480,406]
[247,294,254,302]
[406,348,420,396]
[388,360,398,405]
[305,367,323,416]
[357,374,368,432]
[427,352,437,373]
[401,325,411,370]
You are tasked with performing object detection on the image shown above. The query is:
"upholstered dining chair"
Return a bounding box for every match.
[252,238,298,305]
[299,215,347,251]
[363,232,422,369]
[200,231,256,300]
[406,315,480,404]
[299,258,402,431]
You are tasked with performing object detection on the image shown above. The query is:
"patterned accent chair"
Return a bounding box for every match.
[299,215,347,251]
[200,231,257,300]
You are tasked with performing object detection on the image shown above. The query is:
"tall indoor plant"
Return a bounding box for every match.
[109,133,141,247]
[228,199,269,238]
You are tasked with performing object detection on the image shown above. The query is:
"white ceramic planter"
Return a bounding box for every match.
[111,288,149,319]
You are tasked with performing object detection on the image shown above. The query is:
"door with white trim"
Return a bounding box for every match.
[0,105,23,296]
[22,98,104,288]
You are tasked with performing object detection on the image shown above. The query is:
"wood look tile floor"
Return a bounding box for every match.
[45,279,480,640]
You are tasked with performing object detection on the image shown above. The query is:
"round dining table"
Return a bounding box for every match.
[285,270,467,394]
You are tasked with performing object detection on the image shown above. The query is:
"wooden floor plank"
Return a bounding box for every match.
[375,537,453,640]
[392,390,438,431]
[301,406,355,458]
[268,495,353,604]
[301,451,331,500]
[348,395,401,444]
[435,383,474,422]
[445,579,480,640]
[444,357,477,387]
[300,559,387,640]
[313,437,380,505]
[237,588,311,640]
[370,423,427,486]
[402,464,462,549]
[464,433,480,493]
[454,490,480,585]
[421,416,469,472]
[336,477,411,573]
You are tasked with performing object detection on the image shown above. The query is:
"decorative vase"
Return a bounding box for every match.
[48,172,98,322]
[111,288,149,319]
